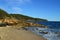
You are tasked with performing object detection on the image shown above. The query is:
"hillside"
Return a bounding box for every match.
[0,9,11,19]
[10,14,47,22]
[0,9,47,21]
[0,9,48,28]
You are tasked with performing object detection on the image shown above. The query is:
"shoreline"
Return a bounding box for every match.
[0,26,47,40]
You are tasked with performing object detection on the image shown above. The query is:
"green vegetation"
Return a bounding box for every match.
[10,14,47,22]
[0,9,47,22]
[0,9,11,19]
[0,9,48,28]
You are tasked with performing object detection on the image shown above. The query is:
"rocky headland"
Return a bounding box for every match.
[0,9,48,28]
[0,9,47,40]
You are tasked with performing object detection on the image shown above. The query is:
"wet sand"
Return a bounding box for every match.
[0,26,47,40]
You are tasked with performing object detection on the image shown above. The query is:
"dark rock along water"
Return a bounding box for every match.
[25,21,60,40]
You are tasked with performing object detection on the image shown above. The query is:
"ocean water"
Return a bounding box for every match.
[38,21,60,29]
[25,21,60,40]
[25,27,60,40]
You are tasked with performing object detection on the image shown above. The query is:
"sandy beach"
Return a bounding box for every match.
[0,26,47,40]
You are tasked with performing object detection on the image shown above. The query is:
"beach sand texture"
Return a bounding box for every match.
[0,26,46,40]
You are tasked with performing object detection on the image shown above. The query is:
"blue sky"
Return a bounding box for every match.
[0,0,60,21]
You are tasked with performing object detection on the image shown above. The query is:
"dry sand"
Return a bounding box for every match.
[0,26,47,40]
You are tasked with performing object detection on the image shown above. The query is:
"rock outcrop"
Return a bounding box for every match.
[0,18,48,28]
[0,9,48,28]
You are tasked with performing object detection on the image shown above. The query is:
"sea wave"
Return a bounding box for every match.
[25,27,60,40]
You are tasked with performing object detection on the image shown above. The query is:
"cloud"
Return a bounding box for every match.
[0,0,31,13]
[11,7,23,13]
[12,7,23,11]
[5,0,31,4]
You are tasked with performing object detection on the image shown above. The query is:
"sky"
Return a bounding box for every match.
[0,0,60,21]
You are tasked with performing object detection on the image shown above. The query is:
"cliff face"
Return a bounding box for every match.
[0,9,48,28]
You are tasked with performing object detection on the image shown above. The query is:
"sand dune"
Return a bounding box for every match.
[0,26,47,40]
